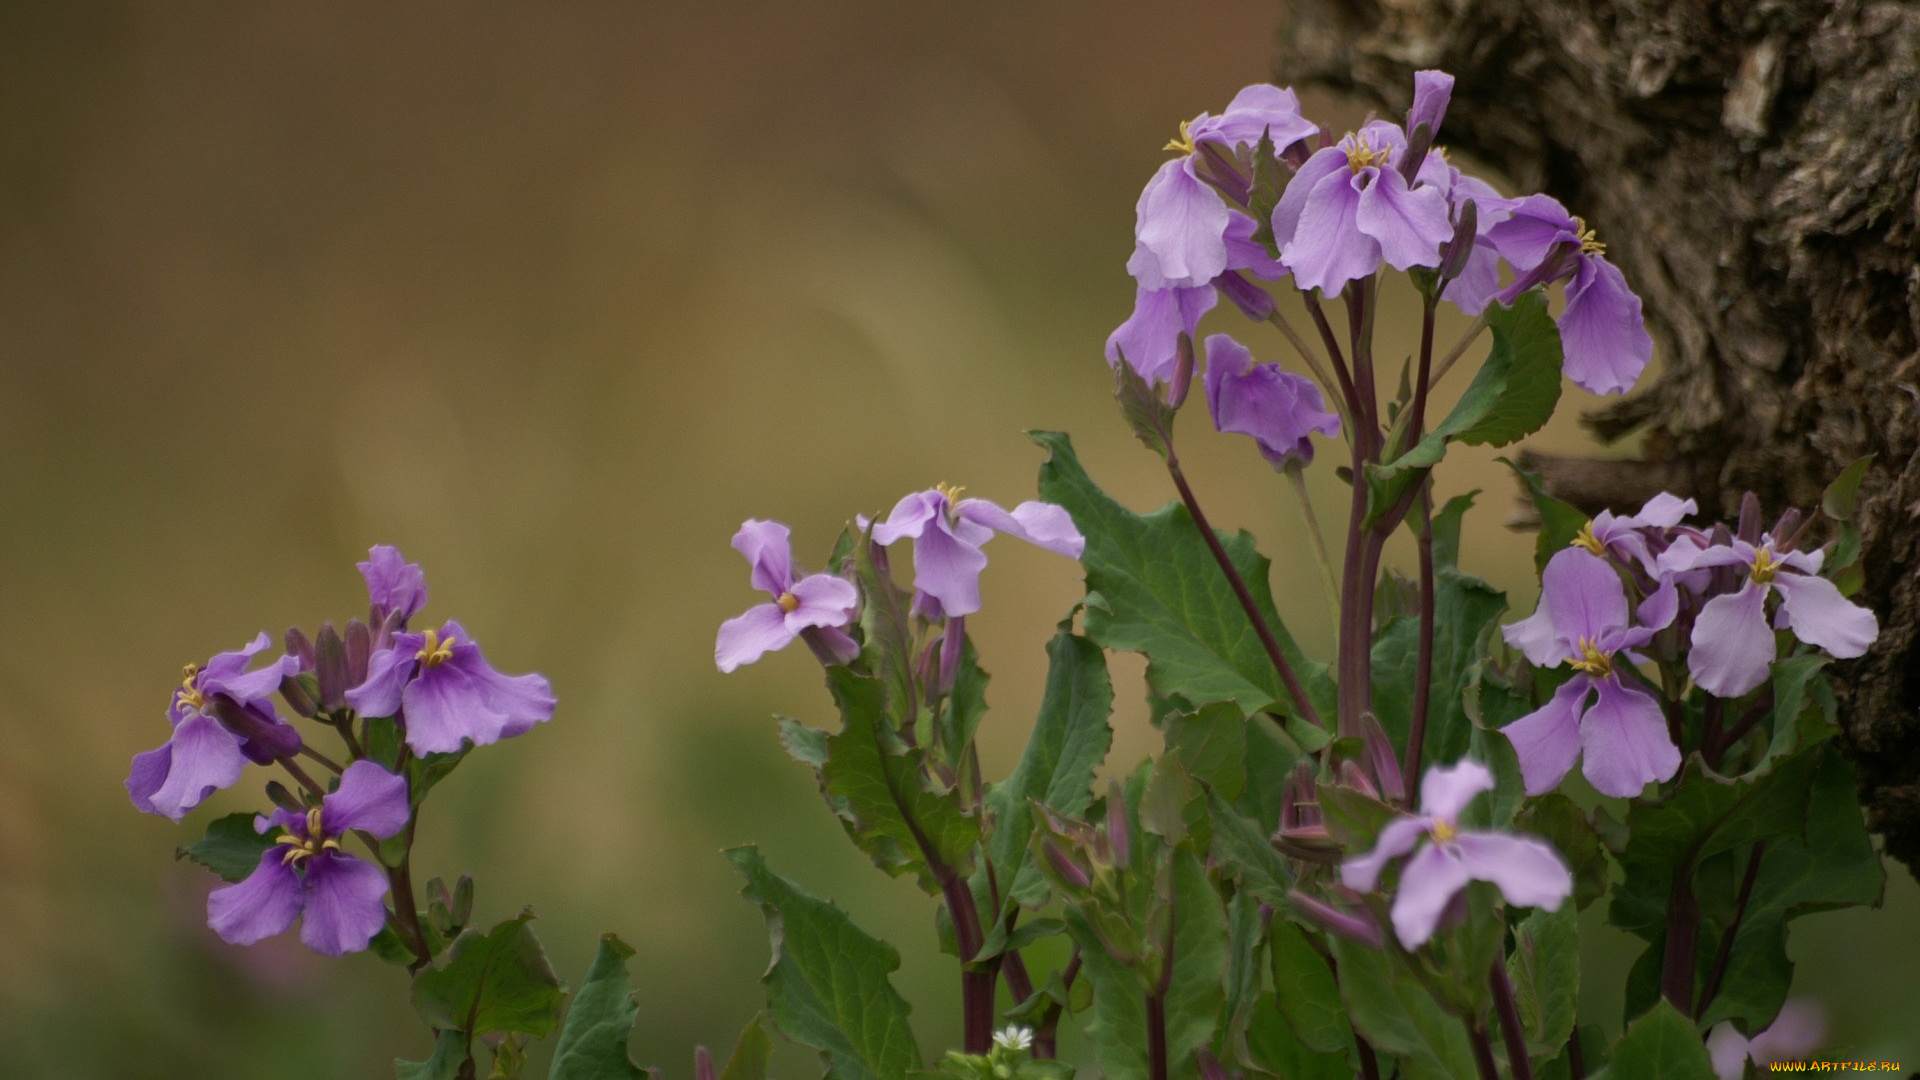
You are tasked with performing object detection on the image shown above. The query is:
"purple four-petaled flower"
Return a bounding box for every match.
[1501,548,1682,797]
[715,519,860,673]
[347,621,556,755]
[1572,492,1696,575]
[1661,536,1878,698]
[207,760,409,956]
[1203,334,1340,469]
[1342,760,1572,948]
[1487,193,1652,396]
[128,633,303,822]
[872,486,1084,618]
[1273,120,1454,296]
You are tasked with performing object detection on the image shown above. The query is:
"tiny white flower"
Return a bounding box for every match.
[992,1024,1033,1052]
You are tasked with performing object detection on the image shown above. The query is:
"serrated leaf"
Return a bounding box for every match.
[1430,490,1477,570]
[547,935,644,1080]
[728,847,919,1080]
[177,812,276,882]
[1330,936,1479,1080]
[1592,1001,1714,1080]
[983,629,1114,911]
[1164,845,1227,1078]
[1113,350,1177,458]
[1032,430,1333,722]
[411,914,566,1043]
[1507,905,1579,1059]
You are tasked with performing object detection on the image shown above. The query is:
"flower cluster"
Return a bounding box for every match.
[130,546,555,955]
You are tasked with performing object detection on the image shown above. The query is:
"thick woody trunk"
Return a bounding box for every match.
[1274,1,1920,873]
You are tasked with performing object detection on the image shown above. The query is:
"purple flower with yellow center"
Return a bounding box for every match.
[1570,492,1696,575]
[872,484,1084,617]
[1272,118,1454,295]
[207,760,408,956]
[1203,334,1340,468]
[1661,536,1878,698]
[358,544,428,627]
[1501,548,1682,797]
[1486,193,1651,396]
[346,621,556,755]
[127,633,303,821]
[715,519,859,673]
[1342,760,1572,948]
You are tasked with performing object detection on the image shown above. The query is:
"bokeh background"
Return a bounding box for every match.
[3,3,1913,1076]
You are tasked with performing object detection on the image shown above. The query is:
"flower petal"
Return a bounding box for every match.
[1689,581,1776,698]
[145,714,250,821]
[1485,193,1578,271]
[1270,145,1347,252]
[322,761,411,839]
[1452,832,1572,910]
[1419,759,1494,821]
[955,498,1085,560]
[717,603,797,673]
[1503,678,1590,796]
[1580,676,1680,798]
[1559,256,1652,396]
[298,853,392,956]
[1340,816,1430,893]
[784,572,859,631]
[1773,572,1877,658]
[1354,166,1453,271]
[207,852,305,946]
[1541,547,1631,648]
[732,519,795,596]
[1105,285,1216,386]
[1203,333,1340,469]
[125,743,174,816]
[1408,70,1454,139]
[1190,84,1318,152]
[359,545,430,622]
[1132,157,1231,289]
[871,490,941,546]
[344,635,419,718]
[1281,169,1380,295]
[1389,843,1474,948]
[909,513,991,617]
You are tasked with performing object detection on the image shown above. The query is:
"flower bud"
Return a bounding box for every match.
[1737,491,1763,545]
[1435,198,1479,287]
[283,627,315,670]
[1289,890,1384,949]
[265,780,305,814]
[1163,333,1197,410]
[1041,838,1093,893]
[936,617,966,697]
[1215,271,1276,322]
[451,874,474,928]
[279,671,321,719]
[314,623,348,711]
[694,1046,716,1080]
[208,694,303,762]
[344,619,372,690]
[1104,781,1133,870]
[1359,713,1407,804]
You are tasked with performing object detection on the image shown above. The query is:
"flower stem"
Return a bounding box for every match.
[1660,872,1701,1018]
[1030,951,1080,1060]
[299,745,345,775]
[1356,1036,1383,1080]
[1430,314,1489,386]
[1166,451,1324,730]
[278,757,328,800]
[1405,485,1437,793]
[1697,842,1766,1016]
[1490,959,1536,1080]
[1466,1020,1503,1080]
[1284,463,1342,620]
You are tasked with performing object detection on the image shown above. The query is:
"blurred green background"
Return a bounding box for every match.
[2,2,1912,1075]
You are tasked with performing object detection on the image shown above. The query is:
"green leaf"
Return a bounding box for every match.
[395,1030,467,1080]
[1207,786,1292,907]
[728,847,920,1080]
[411,913,566,1043]
[1064,906,1150,1080]
[984,629,1114,910]
[177,812,276,882]
[1502,458,1589,574]
[1757,655,1835,770]
[1697,745,1884,1030]
[717,1017,774,1080]
[1269,918,1349,1054]
[1365,291,1563,525]
[1506,905,1579,1059]
[1031,430,1333,721]
[1515,795,1609,910]
[1222,891,1265,1059]
[1430,491,1478,570]
[1330,936,1479,1080]
[1371,568,1508,768]
[1112,348,1178,458]
[852,530,921,731]
[1821,454,1874,521]
[547,934,644,1080]
[1245,1000,1351,1080]
[1165,700,1249,804]
[941,637,991,769]
[1591,1001,1714,1080]
[804,667,981,895]
[1163,845,1227,1080]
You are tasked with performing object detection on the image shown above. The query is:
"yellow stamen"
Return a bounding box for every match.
[276,808,343,866]
[174,663,206,712]
[935,481,967,506]
[1567,636,1612,678]
[777,592,800,614]
[416,628,456,668]
[1573,215,1605,256]
[1750,545,1783,585]
[1163,119,1197,156]
[1344,134,1392,174]
[1430,818,1458,845]
[1571,522,1605,555]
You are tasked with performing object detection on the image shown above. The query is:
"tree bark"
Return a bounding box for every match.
[1274,0,1920,874]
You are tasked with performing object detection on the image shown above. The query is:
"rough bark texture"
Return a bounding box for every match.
[1274,0,1920,874]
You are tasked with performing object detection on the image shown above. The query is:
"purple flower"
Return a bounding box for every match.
[1341,760,1572,948]
[872,485,1084,617]
[714,519,860,673]
[1662,537,1878,698]
[359,545,428,626]
[1413,154,1512,315]
[1273,120,1454,295]
[346,620,556,755]
[207,760,409,956]
[1486,194,1652,396]
[1106,284,1218,387]
[1406,70,1453,141]
[1572,492,1697,575]
[1501,548,1681,797]
[1203,334,1340,468]
[128,633,303,821]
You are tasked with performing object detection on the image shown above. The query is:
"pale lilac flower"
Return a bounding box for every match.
[1707,999,1826,1080]
[1661,536,1877,698]
[1414,153,1512,315]
[207,760,408,957]
[1106,284,1217,387]
[714,519,859,673]
[1572,492,1697,575]
[358,544,428,626]
[1406,70,1453,142]
[1342,760,1572,948]
[347,620,556,755]
[872,485,1083,617]
[1203,334,1340,468]
[1273,119,1454,295]
[1501,548,1681,797]
[1487,193,1652,396]
[128,633,303,821]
